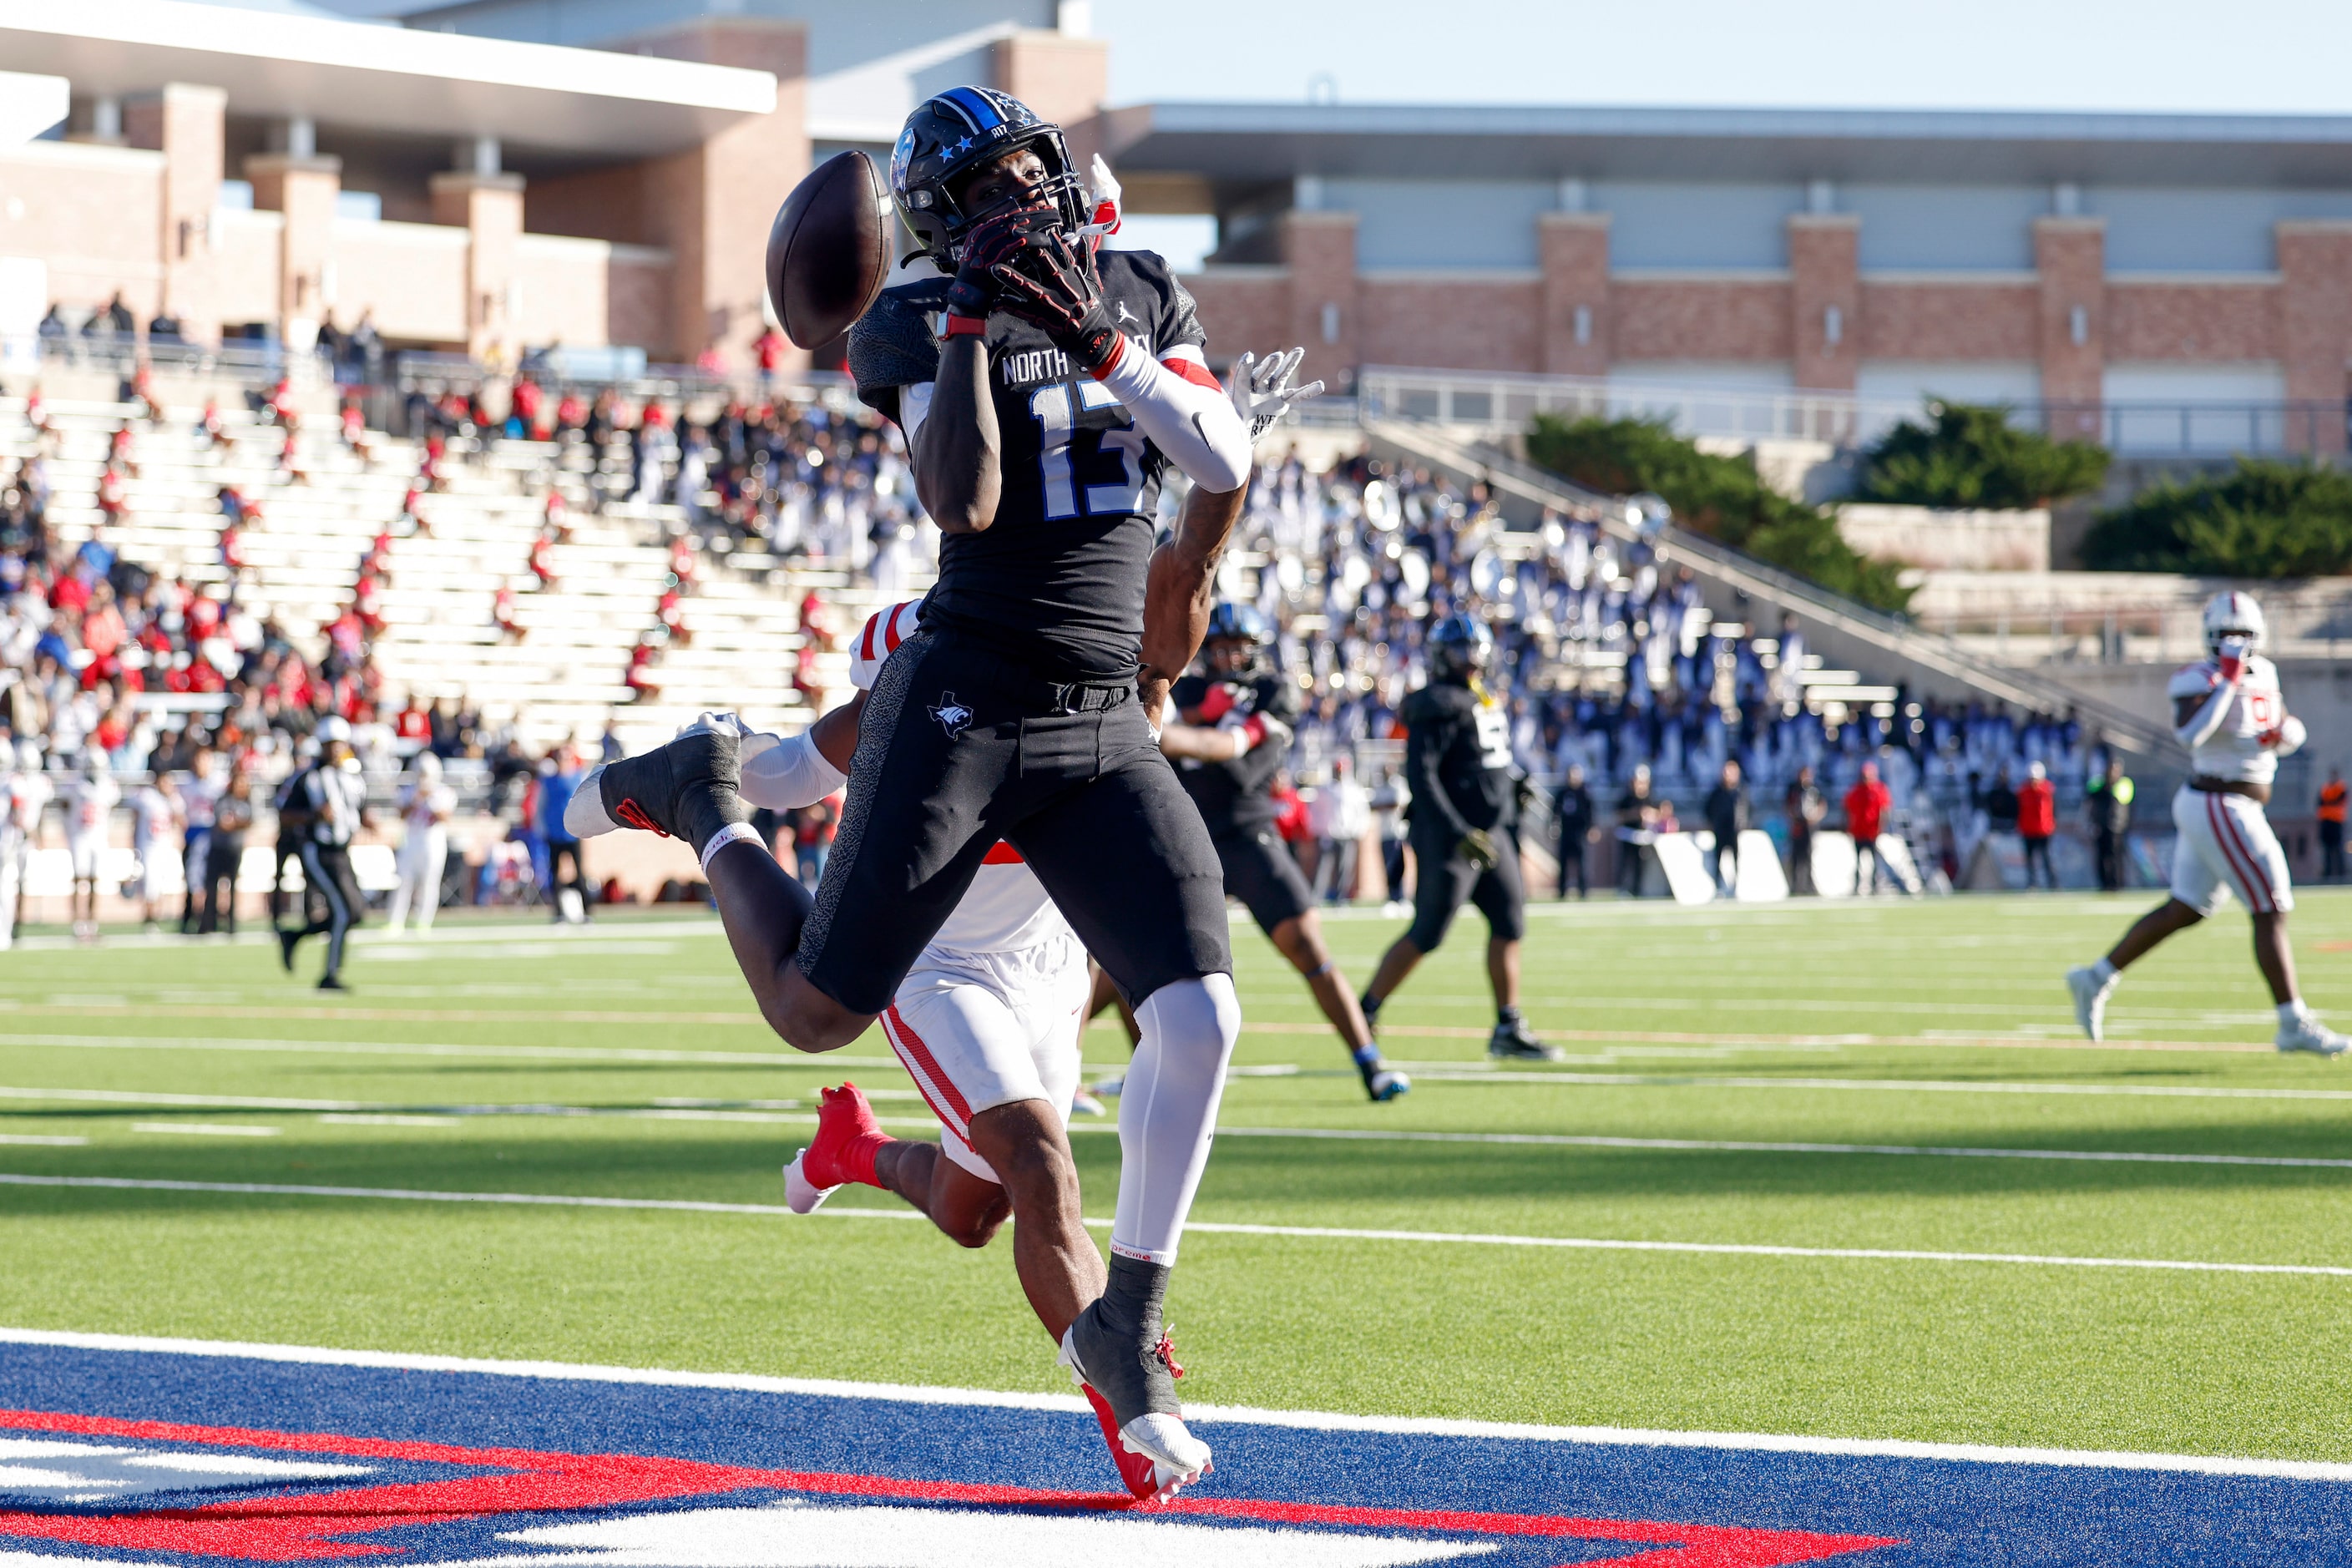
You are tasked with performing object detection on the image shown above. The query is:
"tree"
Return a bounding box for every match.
[2081,459,2352,578]
[1855,400,2108,509]
[1525,414,1910,611]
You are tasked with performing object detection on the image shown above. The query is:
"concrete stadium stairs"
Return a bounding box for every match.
[11,374,927,751]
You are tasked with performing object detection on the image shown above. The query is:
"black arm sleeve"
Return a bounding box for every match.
[1405,712,1472,843]
[847,284,949,427]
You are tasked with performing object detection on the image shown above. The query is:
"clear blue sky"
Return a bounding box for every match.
[1095,0,2352,115]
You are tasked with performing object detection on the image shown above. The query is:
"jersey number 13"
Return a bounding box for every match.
[1029,381,1145,521]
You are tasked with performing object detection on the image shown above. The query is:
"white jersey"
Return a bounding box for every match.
[3,771,51,847]
[849,597,1072,959]
[2168,655,2287,786]
[402,781,457,834]
[59,774,119,846]
[131,786,176,852]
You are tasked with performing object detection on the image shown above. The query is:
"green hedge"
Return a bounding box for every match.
[1855,400,2109,509]
[1525,413,1911,611]
[2081,458,2352,577]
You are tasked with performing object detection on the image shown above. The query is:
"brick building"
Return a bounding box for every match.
[14,0,2352,453]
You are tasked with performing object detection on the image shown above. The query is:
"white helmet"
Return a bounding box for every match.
[2203,589,2265,655]
[412,751,442,781]
[316,716,353,745]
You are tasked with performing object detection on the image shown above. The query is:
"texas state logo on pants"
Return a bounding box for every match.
[0,1330,2339,1566]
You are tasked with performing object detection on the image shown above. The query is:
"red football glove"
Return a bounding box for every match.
[2216,634,2251,684]
[991,230,1125,375]
[943,203,1059,328]
[1190,684,1238,724]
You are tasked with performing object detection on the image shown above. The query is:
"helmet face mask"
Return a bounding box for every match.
[2201,589,2267,656]
[890,87,1087,267]
[1427,613,1494,685]
[1201,602,1273,677]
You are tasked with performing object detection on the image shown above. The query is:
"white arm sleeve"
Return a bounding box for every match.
[738,730,848,812]
[2175,683,2235,750]
[1094,341,1252,493]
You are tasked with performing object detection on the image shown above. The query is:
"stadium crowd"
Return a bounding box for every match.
[1,346,2150,935]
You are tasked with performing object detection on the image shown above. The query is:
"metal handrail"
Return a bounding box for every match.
[1366,417,2183,759]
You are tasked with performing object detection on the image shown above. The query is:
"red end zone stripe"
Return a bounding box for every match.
[0,1407,1899,1566]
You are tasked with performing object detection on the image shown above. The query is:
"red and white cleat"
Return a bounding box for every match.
[1081,1382,1203,1504]
[782,1084,888,1214]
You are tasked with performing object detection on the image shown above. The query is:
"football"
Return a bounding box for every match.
[765,149,893,349]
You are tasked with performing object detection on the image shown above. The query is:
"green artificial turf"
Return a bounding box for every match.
[3,892,2351,1459]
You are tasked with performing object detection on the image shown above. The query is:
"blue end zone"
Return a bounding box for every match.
[0,1337,2339,1565]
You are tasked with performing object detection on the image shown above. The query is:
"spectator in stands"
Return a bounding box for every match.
[1845,761,1892,897]
[1703,760,1748,896]
[2320,768,2347,883]
[1615,764,1659,896]
[2086,756,2134,893]
[1552,763,1593,899]
[1980,766,2020,839]
[791,796,837,889]
[2017,760,2057,890]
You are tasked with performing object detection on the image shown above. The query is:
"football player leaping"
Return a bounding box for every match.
[2067,590,2346,1055]
[572,85,1307,1494]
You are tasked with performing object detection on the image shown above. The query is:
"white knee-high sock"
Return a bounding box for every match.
[1110,973,1241,1265]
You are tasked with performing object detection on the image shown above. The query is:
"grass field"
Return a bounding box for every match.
[4,891,2352,1465]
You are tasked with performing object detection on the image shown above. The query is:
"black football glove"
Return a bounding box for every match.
[991,230,1124,375]
[943,203,1058,324]
[1459,828,1499,871]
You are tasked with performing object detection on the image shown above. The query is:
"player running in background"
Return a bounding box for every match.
[1359,615,1561,1061]
[59,751,119,943]
[128,769,181,931]
[572,87,1296,1492]
[2067,591,2347,1055]
[1092,602,1408,1101]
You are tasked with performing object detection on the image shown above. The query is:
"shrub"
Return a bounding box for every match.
[2081,458,2352,578]
[1525,413,1911,611]
[1856,400,2109,509]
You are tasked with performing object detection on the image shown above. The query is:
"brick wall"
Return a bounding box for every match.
[0,142,164,316]
[2278,220,2352,453]
[1358,274,1542,372]
[1181,267,1287,364]
[1859,281,2038,360]
[2107,279,2278,362]
[1613,278,1792,361]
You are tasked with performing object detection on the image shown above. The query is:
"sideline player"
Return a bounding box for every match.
[1105,603,1408,1100]
[59,751,119,943]
[574,88,1287,1488]
[583,599,1186,1501]
[387,751,454,933]
[2067,591,2346,1054]
[0,741,51,948]
[279,717,367,990]
[1359,615,1561,1060]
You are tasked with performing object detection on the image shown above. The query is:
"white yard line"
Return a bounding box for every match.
[126,1123,281,1138]
[0,1034,900,1069]
[0,1135,87,1146]
[3,1172,2346,1279]
[1409,1072,2352,1101]
[6,1324,2348,1480]
[1206,1125,2352,1170]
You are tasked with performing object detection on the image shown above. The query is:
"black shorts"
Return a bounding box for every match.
[1212,823,1314,935]
[1407,823,1526,951]
[798,627,1232,1015]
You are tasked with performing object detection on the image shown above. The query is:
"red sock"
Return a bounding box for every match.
[839,1131,889,1189]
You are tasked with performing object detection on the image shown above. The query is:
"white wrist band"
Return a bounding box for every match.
[700,820,763,871]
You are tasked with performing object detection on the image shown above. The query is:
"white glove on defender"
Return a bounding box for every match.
[1227,347,1325,438]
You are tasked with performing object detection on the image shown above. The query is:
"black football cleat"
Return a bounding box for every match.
[1490,1016,1565,1062]
[574,713,752,857]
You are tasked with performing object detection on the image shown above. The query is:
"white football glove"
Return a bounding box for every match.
[1228,347,1325,438]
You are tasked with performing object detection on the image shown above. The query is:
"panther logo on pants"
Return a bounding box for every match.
[930,693,974,736]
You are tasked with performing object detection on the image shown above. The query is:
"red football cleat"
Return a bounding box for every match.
[797,1082,889,1193]
[1082,1382,1195,1504]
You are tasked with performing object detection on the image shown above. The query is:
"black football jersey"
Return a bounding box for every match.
[1402,681,1517,838]
[1168,670,1294,833]
[849,250,1209,683]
